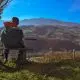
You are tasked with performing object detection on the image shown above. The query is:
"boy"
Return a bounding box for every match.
[1,17,25,62]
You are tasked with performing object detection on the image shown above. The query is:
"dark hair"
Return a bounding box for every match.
[12,17,19,25]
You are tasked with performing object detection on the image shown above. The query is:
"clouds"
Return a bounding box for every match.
[69,0,80,12]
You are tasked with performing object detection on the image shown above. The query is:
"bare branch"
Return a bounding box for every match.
[0,0,12,16]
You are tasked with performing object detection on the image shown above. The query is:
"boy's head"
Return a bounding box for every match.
[12,17,19,25]
[4,17,19,28]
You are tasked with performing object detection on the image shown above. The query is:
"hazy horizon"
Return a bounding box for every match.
[1,17,80,24]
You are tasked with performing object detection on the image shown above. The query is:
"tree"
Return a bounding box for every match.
[0,0,12,18]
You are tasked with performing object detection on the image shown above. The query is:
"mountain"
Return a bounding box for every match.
[0,18,80,27]
[19,18,80,27]
[0,18,80,51]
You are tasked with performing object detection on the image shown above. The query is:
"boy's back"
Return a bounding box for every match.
[1,27,24,48]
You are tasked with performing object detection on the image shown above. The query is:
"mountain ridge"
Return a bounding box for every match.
[19,18,80,27]
[0,18,80,27]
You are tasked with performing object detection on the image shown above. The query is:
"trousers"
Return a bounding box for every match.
[3,41,25,60]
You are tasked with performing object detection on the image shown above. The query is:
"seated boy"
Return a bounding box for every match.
[1,17,25,62]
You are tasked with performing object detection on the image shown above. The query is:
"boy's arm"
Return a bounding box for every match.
[20,29,24,38]
[0,29,5,38]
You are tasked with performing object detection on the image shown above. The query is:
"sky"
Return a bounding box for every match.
[1,0,80,23]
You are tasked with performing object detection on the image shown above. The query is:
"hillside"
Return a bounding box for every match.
[21,25,80,51]
[0,18,80,51]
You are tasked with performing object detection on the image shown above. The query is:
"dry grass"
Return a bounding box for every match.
[0,51,80,80]
[29,51,80,63]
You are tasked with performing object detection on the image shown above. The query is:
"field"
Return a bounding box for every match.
[0,51,80,80]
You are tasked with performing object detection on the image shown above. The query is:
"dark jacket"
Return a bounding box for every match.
[1,27,24,48]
